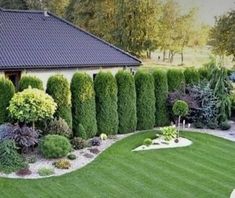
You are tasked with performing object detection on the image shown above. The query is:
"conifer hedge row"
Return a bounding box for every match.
[18,76,43,91]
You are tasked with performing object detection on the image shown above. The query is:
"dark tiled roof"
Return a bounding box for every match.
[0,8,141,70]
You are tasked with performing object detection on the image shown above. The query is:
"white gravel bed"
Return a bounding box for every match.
[0,134,128,179]
[231,189,235,198]
[133,136,192,151]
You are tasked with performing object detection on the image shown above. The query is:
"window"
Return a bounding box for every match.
[5,71,21,88]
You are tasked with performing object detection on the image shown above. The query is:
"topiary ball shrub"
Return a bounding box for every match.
[47,117,72,138]
[143,138,152,146]
[0,77,15,124]
[0,140,26,173]
[18,76,44,91]
[172,100,189,117]
[71,137,86,150]
[39,135,71,159]
[46,74,72,127]
[167,69,185,92]
[135,71,155,130]
[184,67,200,85]
[115,70,137,133]
[153,69,169,126]
[8,87,57,125]
[219,121,231,130]
[71,72,97,138]
[67,153,77,160]
[94,72,118,135]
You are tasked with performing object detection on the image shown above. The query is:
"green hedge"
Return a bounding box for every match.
[153,69,169,126]
[135,71,155,130]
[198,67,210,81]
[167,69,185,92]
[18,76,43,91]
[116,71,137,133]
[184,67,200,85]
[46,74,72,127]
[94,72,118,135]
[71,73,97,138]
[0,78,15,124]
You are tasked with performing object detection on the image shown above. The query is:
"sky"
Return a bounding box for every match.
[175,0,235,25]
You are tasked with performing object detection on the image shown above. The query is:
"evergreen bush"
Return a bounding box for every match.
[0,77,15,124]
[46,74,72,127]
[94,72,118,135]
[135,71,155,130]
[153,69,169,126]
[167,69,185,92]
[71,73,97,138]
[184,67,200,85]
[18,76,43,91]
[115,70,137,133]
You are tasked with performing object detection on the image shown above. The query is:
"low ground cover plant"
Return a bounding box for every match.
[37,167,55,176]
[53,159,71,169]
[71,137,86,150]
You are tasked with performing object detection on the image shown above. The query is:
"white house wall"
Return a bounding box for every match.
[23,67,123,89]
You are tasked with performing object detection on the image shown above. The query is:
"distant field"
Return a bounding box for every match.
[140,47,233,72]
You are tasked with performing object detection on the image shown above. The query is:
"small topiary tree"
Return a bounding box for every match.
[116,70,137,133]
[18,76,44,91]
[8,87,57,128]
[94,72,118,135]
[172,100,189,138]
[46,74,72,127]
[71,73,97,138]
[184,67,200,85]
[135,71,155,130]
[0,77,15,124]
[153,69,169,126]
[167,69,185,92]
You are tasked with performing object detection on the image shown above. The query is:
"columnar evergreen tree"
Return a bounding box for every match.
[153,69,169,126]
[94,72,118,135]
[46,74,72,127]
[0,78,15,124]
[135,71,155,130]
[184,67,200,85]
[116,70,137,133]
[167,69,185,92]
[71,73,97,138]
[18,76,44,91]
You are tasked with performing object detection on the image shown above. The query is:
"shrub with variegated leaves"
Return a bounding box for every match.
[8,87,57,124]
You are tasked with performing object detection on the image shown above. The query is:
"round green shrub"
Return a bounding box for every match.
[18,76,43,91]
[135,71,155,130]
[172,100,189,117]
[47,117,72,138]
[39,135,71,159]
[219,121,231,130]
[115,70,137,133]
[143,138,152,146]
[46,74,72,127]
[8,87,57,124]
[94,72,118,135]
[184,67,200,85]
[0,77,15,124]
[153,69,169,127]
[71,73,97,138]
[167,69,185,92]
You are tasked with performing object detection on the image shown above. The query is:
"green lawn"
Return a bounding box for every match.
[0,131,235,198]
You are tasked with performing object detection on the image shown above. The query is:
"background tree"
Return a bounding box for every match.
[209,10,235,61]
[0,0,27,9]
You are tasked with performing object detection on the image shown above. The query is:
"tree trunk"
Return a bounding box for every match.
[177,116,181,138]
[163,50,166,61]
[170,51,174,63]
[181,52,184,65]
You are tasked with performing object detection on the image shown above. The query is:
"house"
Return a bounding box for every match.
[0,8,141,87]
